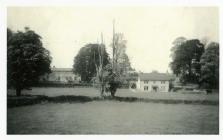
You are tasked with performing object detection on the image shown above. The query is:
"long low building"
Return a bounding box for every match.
[130,72,175,92]
[39,67,81,83]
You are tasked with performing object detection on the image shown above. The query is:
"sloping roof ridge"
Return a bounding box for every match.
[139,72,174,80]
[139,72,171,75]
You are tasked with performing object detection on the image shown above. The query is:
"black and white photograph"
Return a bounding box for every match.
[1,0,221,137]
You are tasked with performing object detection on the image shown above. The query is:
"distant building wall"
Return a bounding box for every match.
[138,80,169,92]
[131,72,175,93]
[40,68,81,83]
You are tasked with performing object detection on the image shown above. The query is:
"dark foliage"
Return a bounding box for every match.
[200,42,219,89]
[7,27,52,96]
[73,44,109,82]
[8,95,218,108]
[170,38,204,84]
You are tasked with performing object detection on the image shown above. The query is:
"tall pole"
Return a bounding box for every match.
[101,32,104,68]
[112,19,115,72]
[100,32,104,96]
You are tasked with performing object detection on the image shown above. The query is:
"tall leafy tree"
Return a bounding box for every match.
[200,42,219,89]
[7,27,52,96]
[73,43,109,82]
[170,38,204,84]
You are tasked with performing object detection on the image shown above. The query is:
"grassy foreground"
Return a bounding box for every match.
[7,88,219,134]
[8,101,219,134]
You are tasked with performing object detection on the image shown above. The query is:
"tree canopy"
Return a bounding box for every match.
[200,42,219,89]
[73,43,109,82]
[170,38,204,84]
[7,27,52,96]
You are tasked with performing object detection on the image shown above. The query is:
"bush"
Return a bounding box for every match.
[130,83,136,89]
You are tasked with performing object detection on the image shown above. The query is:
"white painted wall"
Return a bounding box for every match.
[137,79,169,92]
[137,77,141,89]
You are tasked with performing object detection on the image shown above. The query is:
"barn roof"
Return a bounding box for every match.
[139,72,175,81]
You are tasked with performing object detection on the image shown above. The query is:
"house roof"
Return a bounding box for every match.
[51,68,73,72]
[139,72,175,81]
[123,76,138,81]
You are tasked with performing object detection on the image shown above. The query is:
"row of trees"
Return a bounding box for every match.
[170,37,219,89]
[7,26,219,96]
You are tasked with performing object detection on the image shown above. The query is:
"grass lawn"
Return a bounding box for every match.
[7,101,219,134]
[7,87,219,134]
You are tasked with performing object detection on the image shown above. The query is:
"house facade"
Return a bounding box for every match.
[135,72,175,92]
[40,67,81,83]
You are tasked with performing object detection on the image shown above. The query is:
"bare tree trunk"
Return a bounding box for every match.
[100,84,105,96]
[111,87,117,97]
[94,33,106,98]
[16,88,21,96]
[111,91,115,97]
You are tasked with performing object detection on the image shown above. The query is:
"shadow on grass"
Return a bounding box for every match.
[7,94,219,108]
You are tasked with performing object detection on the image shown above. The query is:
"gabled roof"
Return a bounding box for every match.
[139,72,175,81]
[51,68,73,72]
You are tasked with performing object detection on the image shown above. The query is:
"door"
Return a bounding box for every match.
[152,86,158,92]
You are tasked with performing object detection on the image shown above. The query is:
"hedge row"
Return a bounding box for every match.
[8,95,219,108]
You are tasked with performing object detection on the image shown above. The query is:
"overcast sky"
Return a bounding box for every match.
[7,7,219,73]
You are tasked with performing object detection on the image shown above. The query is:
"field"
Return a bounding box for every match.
[7,87,219,134]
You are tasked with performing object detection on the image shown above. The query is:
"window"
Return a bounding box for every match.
[161,81,165,84]
[144,86,148,91]
[66,77,69,80]
[161,86,165,90]
[69,76,72,81]
[144,81,148,84]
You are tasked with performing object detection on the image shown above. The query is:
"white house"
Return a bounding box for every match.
[136,72,175,92]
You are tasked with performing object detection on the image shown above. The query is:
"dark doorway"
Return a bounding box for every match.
[152,86,158,92]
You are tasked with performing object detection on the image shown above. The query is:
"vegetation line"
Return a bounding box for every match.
[7,95,218,108]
